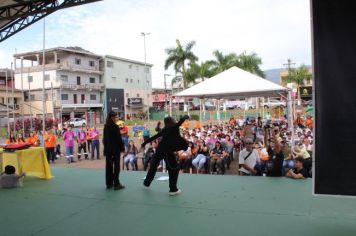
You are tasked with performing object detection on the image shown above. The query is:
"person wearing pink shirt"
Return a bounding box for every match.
[63,126,75,164]
[90,126,100,160]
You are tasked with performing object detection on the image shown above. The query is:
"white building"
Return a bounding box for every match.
[14,47,103,123]
[101,55,153,120]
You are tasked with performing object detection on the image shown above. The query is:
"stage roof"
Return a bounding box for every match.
[0,0,102,42]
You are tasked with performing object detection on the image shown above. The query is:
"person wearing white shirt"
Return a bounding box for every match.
[239,138,260,176]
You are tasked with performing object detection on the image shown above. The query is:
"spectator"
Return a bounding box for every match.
[5,132,16,145]
[63,126,75,164]
[124,140,138,170]
[143,124,150,142]
[0,165,26,188]
[86,127,92,153]
[16,133,26,144]
[210,141,228,174]
[178,141,196,173]
[44,129,56,163]
[192,140,209,174]
[76,126,88,160]
[264,127,284,177]
[286,157,309,179]
[305,115,313,129]
[282,140,293,170]
[26,131,38,146]
[143,141,157,171]
[119,123,129,150]
[90,126,100,160]
[239,138,260,176]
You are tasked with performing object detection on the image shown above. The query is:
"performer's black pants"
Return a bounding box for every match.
[106,155,121,187]
[144,152,179,192]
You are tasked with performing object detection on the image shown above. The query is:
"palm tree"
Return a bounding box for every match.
[164,39,198,89]
[186,61,215,85]
[211,50,238,74]
[237,51,265,78]
[284,64,312,103]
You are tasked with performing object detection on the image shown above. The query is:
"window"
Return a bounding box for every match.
[126,93,129,97]
[145,67,150,73]
[75,58,81,65]
[125,78,129,83]
[130,79,133,83]
[44,74,50,81]
[90,94,96,100]
[106,61,114,68]
[45,93,49,100]
[30,94,35,101]
[28,76,33,83]
[61,94,68,100]
[77,76,81,85]
[57,59,61,63]
[137,94,140,98]
[137,80,140,83]
[60,75,68,82]
[89,61,95,67]
[129,64,132,69]
[89,77,95,83]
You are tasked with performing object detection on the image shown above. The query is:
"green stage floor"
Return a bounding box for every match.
[1,167,356,236]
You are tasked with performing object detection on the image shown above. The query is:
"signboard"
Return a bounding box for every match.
[300,86,312,98]
[128,98,143,105]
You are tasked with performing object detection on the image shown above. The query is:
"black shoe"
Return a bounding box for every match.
[143,181,150,188]
[106,185,113,190]
[114,184,125,190]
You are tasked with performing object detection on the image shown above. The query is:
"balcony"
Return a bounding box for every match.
[15,62,103,75]
[60,83,105,91]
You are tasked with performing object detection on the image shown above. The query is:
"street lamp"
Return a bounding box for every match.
[141,32,150,123]
[164,74,171,113]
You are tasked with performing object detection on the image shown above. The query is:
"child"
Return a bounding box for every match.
[0,165,26,188]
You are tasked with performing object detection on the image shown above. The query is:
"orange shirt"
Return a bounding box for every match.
[27,136,38,146]
[16,139,26,144]
[194,120,201,129]
[44,133,56,148]
[305,118,313,129]
[182,120,189,129]
[86,130,92,141]
[5,139,13,145]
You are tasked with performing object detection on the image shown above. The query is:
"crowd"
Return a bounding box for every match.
[142,114,313,179]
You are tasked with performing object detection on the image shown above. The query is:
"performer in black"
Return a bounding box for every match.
[141,115,189,196]
[103,111,125,190]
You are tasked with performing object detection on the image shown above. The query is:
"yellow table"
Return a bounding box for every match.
[1,147,53,180]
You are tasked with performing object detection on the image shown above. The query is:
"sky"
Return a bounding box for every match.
[0,0,311,88]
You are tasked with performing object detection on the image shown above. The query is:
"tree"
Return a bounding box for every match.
[211,50,238,74]
[164,39,198,89]
[284,64,312,103]
[186,61,215,85]
[211,50,265,78]
[237,51,265,78]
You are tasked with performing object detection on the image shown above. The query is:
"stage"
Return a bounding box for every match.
[1,167,355,236]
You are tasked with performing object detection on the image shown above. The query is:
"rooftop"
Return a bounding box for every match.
[105,54,153,67]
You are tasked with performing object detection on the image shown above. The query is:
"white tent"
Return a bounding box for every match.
[175,66,288,99]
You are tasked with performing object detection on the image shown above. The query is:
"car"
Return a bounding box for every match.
[65,118,86,127]
[204,102,216,110]
[261,99,286,108]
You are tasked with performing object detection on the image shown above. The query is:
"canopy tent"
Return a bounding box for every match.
[175,66,288,99]
[174,66,294,143]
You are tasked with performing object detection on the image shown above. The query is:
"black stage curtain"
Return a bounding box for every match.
[312,0,356,195]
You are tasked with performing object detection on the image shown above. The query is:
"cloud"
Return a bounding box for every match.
[1,0,311,88]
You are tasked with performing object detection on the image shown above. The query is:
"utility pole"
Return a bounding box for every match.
[141,32,150,123]
[164,74,171,114]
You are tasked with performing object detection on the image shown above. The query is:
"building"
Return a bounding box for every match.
[152,88,172,111]
[101,55,153,120]
[0,69,22,123]
[13,47,103,123]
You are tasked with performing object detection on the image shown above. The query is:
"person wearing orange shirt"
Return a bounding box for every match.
[5,132,16,145]
[27,131,39,146]
[182,119,189,130]
[44,129,56,163]
[16,133,26,144]
[194,120,201,129]
[305,115,313,129]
